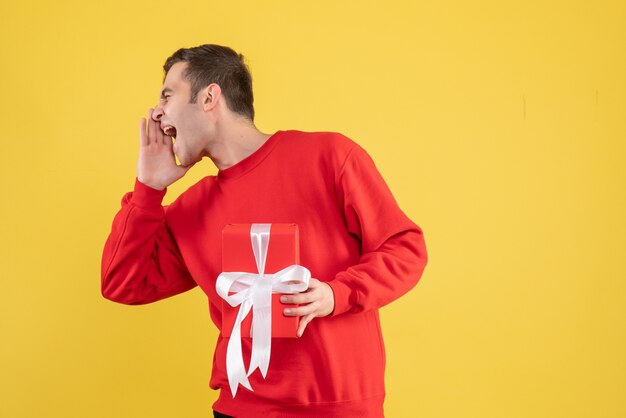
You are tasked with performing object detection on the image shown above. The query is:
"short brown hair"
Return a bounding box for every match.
[163,44,255,121]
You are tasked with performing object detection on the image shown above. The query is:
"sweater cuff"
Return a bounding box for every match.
[131,178,167,210]
[326,278,354,317]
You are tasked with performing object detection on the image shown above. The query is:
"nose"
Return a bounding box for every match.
[152,104,164,122]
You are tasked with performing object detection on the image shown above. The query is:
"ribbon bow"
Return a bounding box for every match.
[216,224,310,397]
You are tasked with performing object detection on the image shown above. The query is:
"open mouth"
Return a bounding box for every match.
[162,125,177,138]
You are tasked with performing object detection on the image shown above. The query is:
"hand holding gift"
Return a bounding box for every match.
[281,278,335,337]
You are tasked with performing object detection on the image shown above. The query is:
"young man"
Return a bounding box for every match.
[101,44,428,418]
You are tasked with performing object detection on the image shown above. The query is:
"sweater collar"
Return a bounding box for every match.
[217,130,283,180]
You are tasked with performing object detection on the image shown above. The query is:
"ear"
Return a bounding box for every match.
[201,83,221,112]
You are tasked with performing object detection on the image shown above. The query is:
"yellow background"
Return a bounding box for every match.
[1,0,625,417]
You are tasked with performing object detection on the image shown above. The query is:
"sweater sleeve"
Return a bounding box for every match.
[327,145,428,316]
[101,178,197,305]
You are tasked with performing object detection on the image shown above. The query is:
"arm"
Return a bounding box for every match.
[101,178,197,305]
[326,144,428,316]
[283,143,428,333]
[101,108,197,304]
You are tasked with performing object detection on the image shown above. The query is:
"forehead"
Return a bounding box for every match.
[161,62,190,94]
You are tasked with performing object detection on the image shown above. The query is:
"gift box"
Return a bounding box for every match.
[220,223,302,338]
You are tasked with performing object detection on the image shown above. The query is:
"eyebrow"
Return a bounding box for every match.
[160,87,173,99]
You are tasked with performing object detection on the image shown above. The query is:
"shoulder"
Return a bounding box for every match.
[279,129,357,148]
[277,129,362,164]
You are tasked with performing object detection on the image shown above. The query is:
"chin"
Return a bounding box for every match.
[179,154,200,167]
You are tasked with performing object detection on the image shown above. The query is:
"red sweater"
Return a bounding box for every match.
[101,130,428,417]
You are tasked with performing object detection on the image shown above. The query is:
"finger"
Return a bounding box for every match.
[280,292,316,305]
[307,278,321,288]
[165,134,174,149]
[147,109,156,143]
[139,118,147,146]
[297,313,315,338]
[155,118,165,144]
[284,302,318,317]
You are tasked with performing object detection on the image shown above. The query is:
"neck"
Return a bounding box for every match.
[206,116,272,170]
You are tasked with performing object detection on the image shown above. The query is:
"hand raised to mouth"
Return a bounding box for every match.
[137,108,192,191]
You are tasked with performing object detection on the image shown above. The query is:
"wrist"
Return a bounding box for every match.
[137,176,166,191]
[131,177,167,209]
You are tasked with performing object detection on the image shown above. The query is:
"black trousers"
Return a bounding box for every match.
[214,411,235,418]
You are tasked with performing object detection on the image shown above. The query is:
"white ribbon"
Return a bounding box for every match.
[216,224,310,397]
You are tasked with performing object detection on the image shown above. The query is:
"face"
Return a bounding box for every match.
[152,62,208,167]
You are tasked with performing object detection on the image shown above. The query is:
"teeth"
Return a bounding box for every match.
[163,126,176,137]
